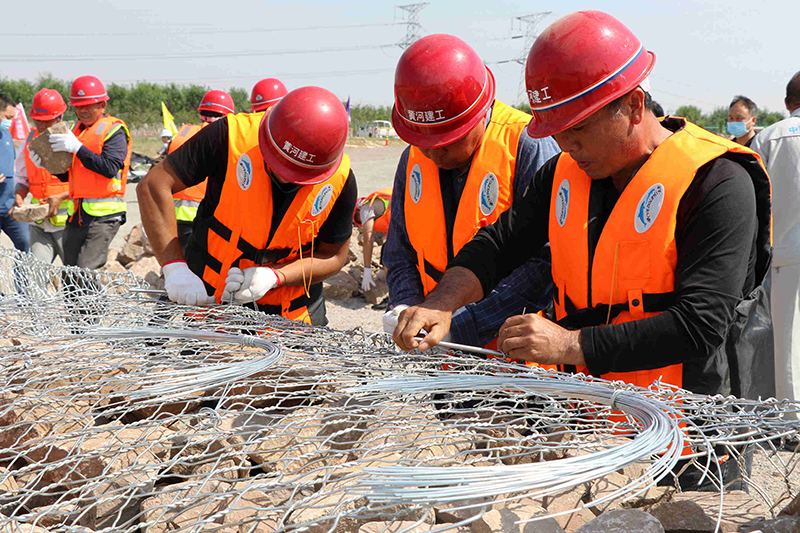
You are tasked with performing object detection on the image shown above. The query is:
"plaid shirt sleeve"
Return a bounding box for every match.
[384,147,426,309]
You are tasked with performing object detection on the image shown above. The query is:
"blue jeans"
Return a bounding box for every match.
[0,213,31,253]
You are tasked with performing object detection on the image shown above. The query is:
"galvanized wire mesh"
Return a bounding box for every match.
[0,247,798,532]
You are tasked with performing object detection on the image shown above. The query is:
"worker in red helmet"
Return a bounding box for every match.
[28,75,132,270]
[250,78,287,113]
[354,187,392,296]
[11,88,71,263]
[138,86,357,325]
[167,89,235,254]
[394,12,773,403]
[382,33,559,348]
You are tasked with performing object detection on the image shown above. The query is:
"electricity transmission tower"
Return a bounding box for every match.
[396,3,429,49]
[512,12,552,105]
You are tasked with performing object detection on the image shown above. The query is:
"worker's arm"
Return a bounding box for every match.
[273,239,350,287]
[361,216,375,269]
[43,191,70,218]
[136,158,186,265]
[12,149,28,210]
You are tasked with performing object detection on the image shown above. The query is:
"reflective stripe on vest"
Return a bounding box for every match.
[175,198,200,222]
[170,123,208,210]
[549,120,770,389]
[69,116,131,216]
[68,196,126,218]
[198,112,351,322]
[31,197,69,227]
[405,100,530,295]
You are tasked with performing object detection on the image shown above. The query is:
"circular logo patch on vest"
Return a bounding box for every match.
[311,184,334,216]
[634,183,665,234]
[555,179,570,227]
[409,164,422,204]
[479,173,499,217]
[236,154,253,191]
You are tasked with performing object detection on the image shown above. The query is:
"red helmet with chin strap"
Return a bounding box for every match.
[258,86,348,185]
[525,10,655,139]
[392,34,496,149]
[250,78,288,112]
[197,90,235,115]
[30,88,67,120]
[69,76,110,107]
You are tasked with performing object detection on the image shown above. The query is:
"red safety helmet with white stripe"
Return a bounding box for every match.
[30,88,67,120]
[392,33,496,149]
[258,86,348,186]
[69,76,110,107]
[250,78,288,112]
[524,10,656,138]
[197,90,235,115]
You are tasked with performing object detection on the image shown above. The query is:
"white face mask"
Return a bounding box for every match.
[0,118,12,131]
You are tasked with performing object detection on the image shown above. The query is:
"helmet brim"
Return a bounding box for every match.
[526,51,656,139]
[69,94,110,107]
[392,67,496,149]
[258,111,343,186]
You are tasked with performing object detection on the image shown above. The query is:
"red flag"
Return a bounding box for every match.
[9,103,30,141]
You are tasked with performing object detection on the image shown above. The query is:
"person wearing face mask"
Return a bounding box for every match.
[12,88,70,263]
[0,92,31,253]
[137,86,357,326]
[727,95,759,148]
[28,75,131,270]
[381,34,560,348]
[167,90,236,254]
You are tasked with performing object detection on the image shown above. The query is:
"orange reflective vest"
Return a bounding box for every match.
[405,100,530,295]
[69,116,131,218]
[196,113,351,324]
[23,130,70,227]
[355,187,392,233]
[550,121,771,390]
[169,124,207,219]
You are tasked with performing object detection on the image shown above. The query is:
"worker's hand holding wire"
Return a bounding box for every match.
[222,266,279,303]
[361,267,376,292]
[163,261,215,306]
[28,150,45,169]
[497,313,585,366]
[49,131,83,154]
[392,304,452,352]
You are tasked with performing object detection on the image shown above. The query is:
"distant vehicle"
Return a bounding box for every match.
[361,120,398,139]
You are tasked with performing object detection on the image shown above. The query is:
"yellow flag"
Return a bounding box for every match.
[161,102,178,136]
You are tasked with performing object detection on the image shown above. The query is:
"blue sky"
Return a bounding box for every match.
[4,0,795,116]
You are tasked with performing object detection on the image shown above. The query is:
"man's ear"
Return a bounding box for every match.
[628,88,646,125]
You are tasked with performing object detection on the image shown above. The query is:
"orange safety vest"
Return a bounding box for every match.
[550,121,771,390]
[23,130,70,227]
[69,116,131,200]
[169,124,208,207]
[197,112,350,324]
[405,100,530,295]
[354,187,392,233]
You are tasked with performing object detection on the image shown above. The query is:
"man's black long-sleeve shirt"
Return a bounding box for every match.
[450,118,760,376]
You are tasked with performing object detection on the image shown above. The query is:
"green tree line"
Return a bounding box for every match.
[0,74,394,132]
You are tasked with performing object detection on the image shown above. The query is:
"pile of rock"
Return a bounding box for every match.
[100,223,163,290]
[323,227,388,305]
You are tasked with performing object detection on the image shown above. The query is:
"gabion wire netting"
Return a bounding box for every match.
[0,247,798,533]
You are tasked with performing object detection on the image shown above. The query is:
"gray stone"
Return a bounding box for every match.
[650,499,716,532]
[668,491,764,532]
[746,516,800,533]
[576,509,664,533]
[125,223,144,246]
[364,278,389,304]
[127,256,161,279]
[779,490,800,516]
[28,121,73,174]
[99,260,127,274]
[117,241,144,266]
[323,271,359,300]
[10,203,49,223]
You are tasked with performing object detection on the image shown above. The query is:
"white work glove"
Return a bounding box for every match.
[361,267,376,292]
[49,130,83,154]
[28,149,45,169]
[382,304,409,335]
[222,266,279,303]
[163,261,215,306]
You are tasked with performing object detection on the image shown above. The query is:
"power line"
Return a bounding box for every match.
[395,3,428,49]
[4,44,398,63]
[105,68,397,85]
[5,22,403,38]
[511,12,551,105]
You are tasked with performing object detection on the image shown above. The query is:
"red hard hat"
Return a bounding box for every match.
[30,88,67,120]
[392,34,496,149]
[198,90,235,115]
[250,78,288,112]
[525,10,655,138]
[69,75,110,107]
[259,86,348,185]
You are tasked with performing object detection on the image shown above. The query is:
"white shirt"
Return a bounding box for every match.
[751,108,800,266]
[13,146,64,233]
